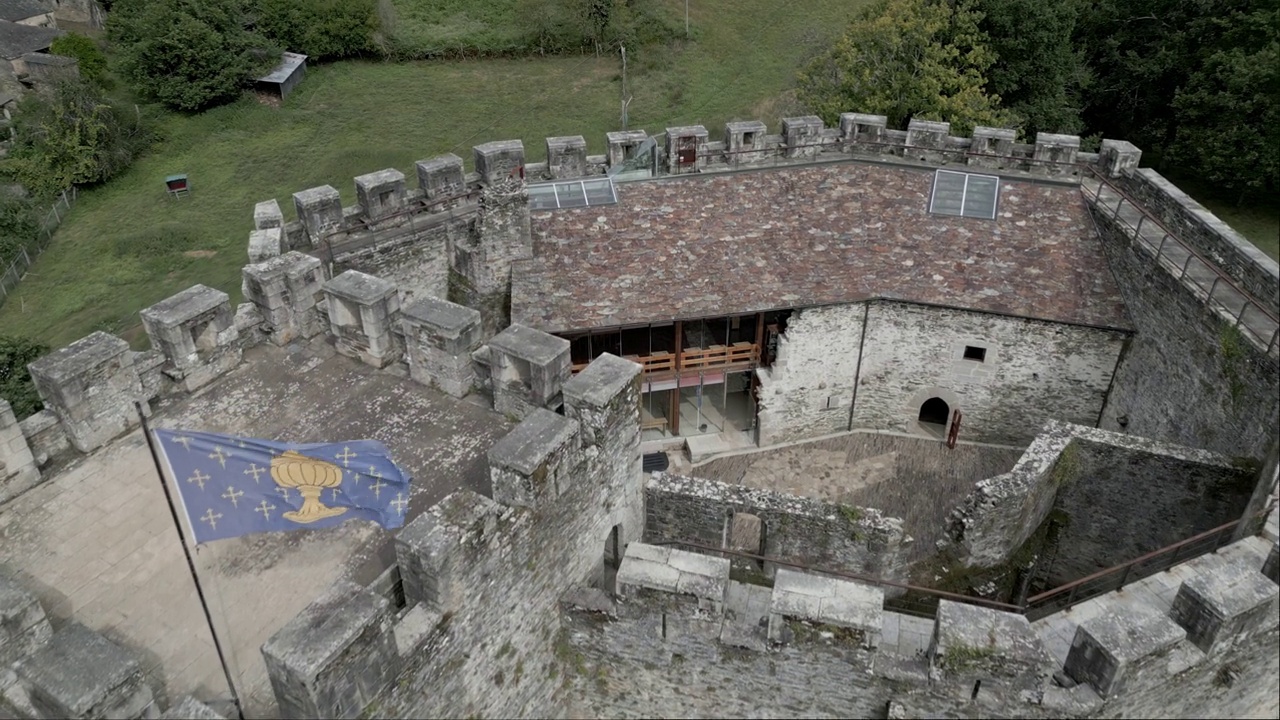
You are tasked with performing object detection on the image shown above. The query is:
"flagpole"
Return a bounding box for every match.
[135,402,246,720]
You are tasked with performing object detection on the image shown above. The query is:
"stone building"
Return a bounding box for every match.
[0,111,1276,720]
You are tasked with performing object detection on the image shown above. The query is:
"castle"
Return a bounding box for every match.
[0,111,1277,719]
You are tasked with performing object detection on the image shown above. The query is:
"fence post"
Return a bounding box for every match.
[1154,234,1168,265]
[1207,276,1220,307]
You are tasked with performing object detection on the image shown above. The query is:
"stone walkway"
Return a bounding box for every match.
[1031,535,1272,667]
[0,343,509,718]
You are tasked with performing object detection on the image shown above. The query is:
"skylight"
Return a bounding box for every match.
[528,178,618,211]
[929,170,1000,220]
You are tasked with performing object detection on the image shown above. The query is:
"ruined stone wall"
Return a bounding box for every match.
[947,422,1256,581]
[1042,436,1254,586]
[851,302,1127,446]
[643,472,910,587]
[756,304,865,447]
[1094,207,1280,461]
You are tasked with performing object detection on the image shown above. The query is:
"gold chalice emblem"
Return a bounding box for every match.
[271,450,347,523]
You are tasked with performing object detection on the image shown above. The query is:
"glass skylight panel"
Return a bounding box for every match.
[527,178,618,210]
[929,170,1000,219]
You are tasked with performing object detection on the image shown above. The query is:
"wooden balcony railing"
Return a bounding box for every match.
[571,343,759,376]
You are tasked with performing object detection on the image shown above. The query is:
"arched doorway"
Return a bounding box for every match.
[918,397,950,437]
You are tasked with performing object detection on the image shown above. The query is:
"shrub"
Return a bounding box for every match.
[109,0,277,111]
[50,34,109,85]
[256,0,380,60]
[3,79,159,198]
[0,335,48,420]
[0,193,40,266]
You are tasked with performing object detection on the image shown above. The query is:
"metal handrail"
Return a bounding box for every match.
[1079,167,1280,345]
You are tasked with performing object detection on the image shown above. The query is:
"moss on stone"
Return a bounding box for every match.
[941,643,997,672]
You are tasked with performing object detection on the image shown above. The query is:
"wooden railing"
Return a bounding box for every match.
[571,343,759,376]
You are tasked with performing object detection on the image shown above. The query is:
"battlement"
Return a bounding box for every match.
[559,533,1278,719]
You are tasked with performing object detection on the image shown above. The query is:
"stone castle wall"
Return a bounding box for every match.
[756,300,1127,448]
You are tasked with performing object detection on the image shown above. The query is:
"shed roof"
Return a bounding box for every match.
[511,161,1132,333]
[257,51,307,85]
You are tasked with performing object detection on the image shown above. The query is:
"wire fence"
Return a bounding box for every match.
[0,188,77,307]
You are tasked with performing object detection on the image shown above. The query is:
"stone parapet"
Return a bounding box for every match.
[486,324,570,420]
[140,284,242,392]
[400,296,483,397]
[27,332,143,453]
[322,270,402,368]
[242,251,327,346]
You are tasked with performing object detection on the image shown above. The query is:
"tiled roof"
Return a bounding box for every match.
[511,161,1132,333]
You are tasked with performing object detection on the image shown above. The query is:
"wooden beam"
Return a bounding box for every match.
[671,321,683,435]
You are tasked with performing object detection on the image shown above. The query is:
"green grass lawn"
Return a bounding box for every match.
[0,0,858,349]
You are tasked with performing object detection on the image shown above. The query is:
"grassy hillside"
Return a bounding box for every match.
[0,0,859,349]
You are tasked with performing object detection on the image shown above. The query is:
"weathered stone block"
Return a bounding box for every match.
[292,185,343,245]
[724,121,769,164]
[606,129,649,169]
[1264,538,1279,585]
[766,568,883,647]
[615,543,729,617]
[416,154,467,205]
[140,284,242,392]
[401,296,483,397]
[323,270,402,368]
[489,407,580,508]
[782,116,825,158]
[906,119,950,158]
[1033,132,1081,173]
[488,324,570,420]
[930,600,1054,705]
[161,696,224,719]
[15,622,154,720]
[665,125,710,173]
[0,571,52,668]
[254,199,283,230]
[1100,139,1142,178]
[1169,556,1279,654]
[474,140,525,185]
[262,581,400,720]
[394,491,505,611]
[28,332,143,453]
[354,168,407,223]
[839,113,888,150]
[0,399,40,504]
[241,251,327,346]
[546,136,588,179]
[1064,606,1186,697]
[968,126,1017,168]
[248,227,282,263]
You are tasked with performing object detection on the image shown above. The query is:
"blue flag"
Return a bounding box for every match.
[153,429,412,544]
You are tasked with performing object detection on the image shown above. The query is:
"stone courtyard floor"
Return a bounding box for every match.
[0,341,510,718]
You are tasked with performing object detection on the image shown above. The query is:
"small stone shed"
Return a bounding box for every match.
[255,51,307,102]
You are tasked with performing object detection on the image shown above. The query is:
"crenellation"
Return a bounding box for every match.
[1033,132,1082,174]
[605,129,649,168]
[292,185,344,245]
[248,227,282,263]
[241,251,327,346]
[0,399,40,505]
[400,295,483,397]
[474,140,526,185]
[766,568,883,648]
[488,407,582,508]
[322,270,403,368]
[1099,139,1141,179]
[27,332,144,453]
[354,168,408,225]
[1063,606,1187,698]
[254,199,283,230]
[487,324,571,420]
[929,600,1055,707]
[905,118,951,162]
[545,136,588,179]
[968,126,1017,169]
[1168,555,1279,655]
[724,120,768,164]
[781,115,825,158]
[416,154,468,206]
[665,125,710,174]
[140,284,243,392]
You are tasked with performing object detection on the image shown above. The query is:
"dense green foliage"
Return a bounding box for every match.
[256,0,381,60]
[796,0,1010,134]
[977,0,1087,137]
[0,194,40,267]
[50,34,109,85]
[109,0,276,111]
[0,335,47,420]
[1076,0,1278,201]
[3,80,159,198]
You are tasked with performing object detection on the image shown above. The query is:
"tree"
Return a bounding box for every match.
[0,335,47,420]
[256,0,379,60]
[0,192,39,266]
[976,0,1088,137]
[109,0,275,111]
[3,79,158,198]
[796,0,1011,135]
[1075,0,1278,201]
[50,33,108,85]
